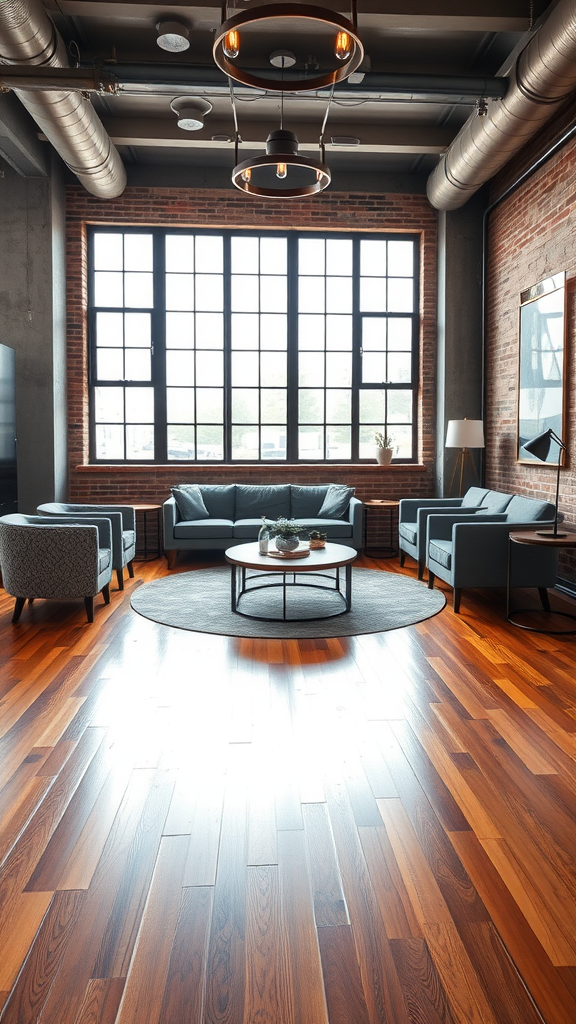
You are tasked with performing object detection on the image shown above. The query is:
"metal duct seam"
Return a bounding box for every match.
[0,0,126,198]
[427,0,576,211]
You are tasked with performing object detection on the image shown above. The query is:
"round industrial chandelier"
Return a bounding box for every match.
[213,2,364,93]
[232,129,331,198]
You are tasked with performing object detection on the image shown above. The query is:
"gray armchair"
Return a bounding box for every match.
[0,513,113,623]
[37,502,136,590]
[398,486,489,579]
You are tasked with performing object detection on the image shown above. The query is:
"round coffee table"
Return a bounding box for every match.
[224,541,358,621]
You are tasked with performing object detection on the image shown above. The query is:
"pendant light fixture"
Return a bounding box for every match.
[214,2,363,92]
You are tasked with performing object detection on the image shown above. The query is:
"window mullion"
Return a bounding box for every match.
[287,233,299,462]
[153,229,167,463]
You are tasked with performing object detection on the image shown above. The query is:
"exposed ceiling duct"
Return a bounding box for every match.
[427,0,576,211]
[0,0,126,198]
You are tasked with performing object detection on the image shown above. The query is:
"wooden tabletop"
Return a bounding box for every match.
[224,541,358,573]
[363,499,399,508]
[132,504,162,512]
[509,529,576,547]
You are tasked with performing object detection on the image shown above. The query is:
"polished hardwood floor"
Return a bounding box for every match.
[0,551,576,1024]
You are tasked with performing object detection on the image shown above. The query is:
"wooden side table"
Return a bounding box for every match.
[133,504,162,560]
[507,529,576,634]
[363,500,399,559]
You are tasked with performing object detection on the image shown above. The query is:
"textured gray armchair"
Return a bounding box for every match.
[37,502,136,590]
[0,513,113,623]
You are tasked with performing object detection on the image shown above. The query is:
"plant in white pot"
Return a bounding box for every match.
[374,431,395,466]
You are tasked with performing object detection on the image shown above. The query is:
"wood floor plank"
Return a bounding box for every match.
[389,937,458,1024]
[157,886,212,1024]
[73,978,126,1024]
[359,826,423,940]
[317,924,371,1024]
[302,801,349,928]
[244,865,294,1024]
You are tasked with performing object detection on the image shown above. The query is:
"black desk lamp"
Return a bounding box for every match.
[521,428,567,537]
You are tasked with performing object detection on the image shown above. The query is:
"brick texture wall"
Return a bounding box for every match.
[486,137,576,583]
[65,186,438,549]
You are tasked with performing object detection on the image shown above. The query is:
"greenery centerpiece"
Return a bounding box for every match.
[269,517,304,553]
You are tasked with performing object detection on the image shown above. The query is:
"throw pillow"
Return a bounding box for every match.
[171,484,210,521]
[318,483,355,519]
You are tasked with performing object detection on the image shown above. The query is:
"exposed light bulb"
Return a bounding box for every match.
[223,29,240,59]
[241,168,252,183]
[334,31,352,61]
[316,169,323,183]
[276,163,287,179]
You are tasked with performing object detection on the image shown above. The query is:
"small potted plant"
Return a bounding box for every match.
[374,431,395,466]
[309,530,327,550]
[270,517,304,553]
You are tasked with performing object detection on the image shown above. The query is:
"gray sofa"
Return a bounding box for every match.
[163,483,362,567]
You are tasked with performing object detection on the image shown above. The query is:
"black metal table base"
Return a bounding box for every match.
[230,565,352,621]
[506,608,576,635]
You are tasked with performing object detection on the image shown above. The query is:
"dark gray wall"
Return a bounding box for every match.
[0,156,67,511]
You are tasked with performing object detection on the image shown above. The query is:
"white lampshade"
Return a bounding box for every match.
[445,419,485,448]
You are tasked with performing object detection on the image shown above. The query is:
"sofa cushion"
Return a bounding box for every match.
[296,518,353,538]
[505,495,554,522]
[234,484,291,521]
[461,486,489,507]
[233,519,267,539]
[171,484,210,521]
[122,529,136,551]
[290,484,327,518]
[318,484,355,519]
[429,539,452,570]
[398,522,417,544]
[478,490,512,514]
[198,485,236,520]
[98,547,112,573]
[174,520,233,539]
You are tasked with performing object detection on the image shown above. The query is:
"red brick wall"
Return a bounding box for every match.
[486,139,576,582]
[65,186,437,531]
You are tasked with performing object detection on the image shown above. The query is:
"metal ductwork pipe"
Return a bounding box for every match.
[427,0,576,210]
[0,0,126,198]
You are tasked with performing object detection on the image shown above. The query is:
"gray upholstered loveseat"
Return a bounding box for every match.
[163,483,362,567]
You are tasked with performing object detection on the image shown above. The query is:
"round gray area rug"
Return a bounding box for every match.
[130,566,446,639]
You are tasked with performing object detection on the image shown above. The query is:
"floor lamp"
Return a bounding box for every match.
[521,428,567,537]
[445,419,485,497]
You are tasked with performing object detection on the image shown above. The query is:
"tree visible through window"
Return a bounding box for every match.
[88,228,419,463]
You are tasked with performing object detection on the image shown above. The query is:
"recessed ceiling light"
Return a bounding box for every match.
[156,21,190,53]
[170,97,212,131]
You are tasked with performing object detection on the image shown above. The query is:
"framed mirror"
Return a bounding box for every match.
[517,271,566,464]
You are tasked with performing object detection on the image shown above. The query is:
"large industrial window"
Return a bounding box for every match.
[88,228,419,463]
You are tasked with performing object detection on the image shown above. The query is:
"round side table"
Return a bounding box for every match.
[133,504,162,561]
[363,500,399,559]
[507,529,576,634]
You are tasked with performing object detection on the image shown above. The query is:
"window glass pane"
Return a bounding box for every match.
[125,350,151,381]
[359,390,385,423]
[167,350,194,386]
[196,313,223,349]
[326,315,352,350]
[359,424,378,459]
[388,279,414,313]
[388,240,414,276]
[360,239,386,276]
[196,389,223,422]
[124,234,153,271]
[260,275,287,313]
[232,351,259,387]
[388,318,412,349]
[232,426,258,460]
[260,352,286,387]
[391,424,412,459]
[232,313,259,349]
[94,271,123,307]
[362,317,386,350]
[166,235,194,273]
[96,424,124,460]
[260,314,287,349]
[326,239,352,276]
[196,274,223,312]
[94,234,123,271]
[195,235,223,273]
[124,272,153,308]
[197,425,223,459]
[231,236,258,274]
[125,313,151,347]
[360,278,386,313]
[196,350,223,386]
[260,237,287,275]
[299,238,324,276]
[167,387,194,422]
[232,388,259,424]
[299,425,324,459]
[362,352,386,384]
[261,427,286,459]
[95,386,123,422]
[326,353,351,387]
[231,275,259,313]
[127,424,154,460]
[299,277,324,313]
[326,389,351,423]
[299,352,325,386]
[167,427,195,460]
[326,426,351,460]
[97,349,123,380]
[126,387,154,422]
[298,314,324,350]
[326,277,352,314]
[96,312,123,346]
[166,312,194,348]
[261,389,286,424]
[166,274,194,311]
[387,353,412,383]
[299,389,324,423]
[388,389,413,421]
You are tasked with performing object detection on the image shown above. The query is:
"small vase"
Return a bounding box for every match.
[375,447,393,466]
[258,517,270,554]
[275,535,299,552]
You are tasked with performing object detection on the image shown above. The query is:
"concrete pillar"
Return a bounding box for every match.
[0,155,67,511]
[436,191,486,497]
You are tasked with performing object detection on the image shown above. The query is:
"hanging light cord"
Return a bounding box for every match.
[319,83,335,159]
[229,77,242,161]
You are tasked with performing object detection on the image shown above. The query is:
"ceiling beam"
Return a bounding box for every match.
[0,94,49,177]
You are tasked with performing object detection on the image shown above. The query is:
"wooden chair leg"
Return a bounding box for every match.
[399,550,405,567]
[116,568,124,591]
[12,597,26,623]
[102,583,111,605]
[538,587,551,612]
[427,571,435,589]
[453,588,462,613]
[84,596,94,623]
[167,549,177,569]
[127,560,135,578]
